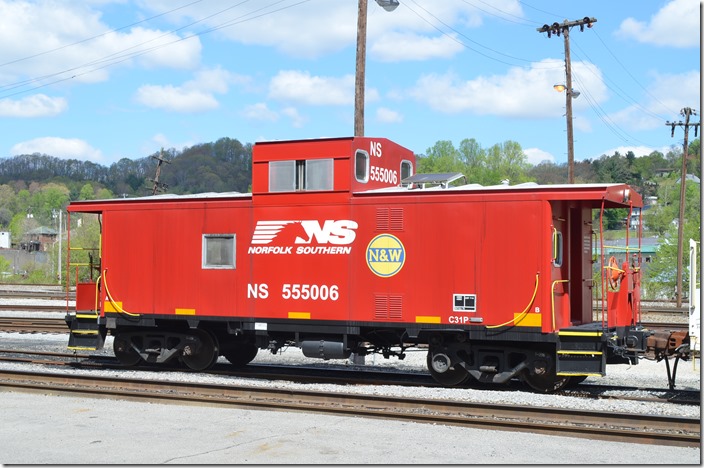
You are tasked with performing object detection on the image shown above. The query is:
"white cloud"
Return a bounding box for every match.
[0,94,67,117]
[269,70,379,106]
[523,148,555,165]
[137,0,523,61]
[371,32,464,62]
[409,59,606,118]
[134,67,241,112]
[242,102,279,122]
[242,103,306,128]
[573,115,592,133]
[0,1,202,87]
[281,107,306,128]
[591,145,667,160]
[140,133,194,155]
[608,70,700,131]
[135,85,218,112]
[11,137,102,161]
[151,133,172,149]
[376,107,403,123]
[616,0,698,47]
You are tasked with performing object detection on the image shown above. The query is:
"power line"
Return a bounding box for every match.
[0,0,310,99]
[590,28,678,117]
[0,0,205,69]
[404,0,555,67]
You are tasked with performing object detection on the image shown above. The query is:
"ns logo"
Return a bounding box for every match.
[251,220,358,245]
[369,141,383,158]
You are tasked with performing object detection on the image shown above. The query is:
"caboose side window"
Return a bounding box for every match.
[306,158,333,190]
[400,160,413,181]
[355,150,369,183]
[269,159,333,192]
[203,234,236,269]
[269,161,296,192]
[553,230,563,267]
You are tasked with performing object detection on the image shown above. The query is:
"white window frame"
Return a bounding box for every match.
[202,234,236,269]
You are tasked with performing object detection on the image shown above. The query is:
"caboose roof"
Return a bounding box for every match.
[67,191,251,213]
[355,181,642,208]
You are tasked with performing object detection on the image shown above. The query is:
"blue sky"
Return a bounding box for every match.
[0,0,700,167]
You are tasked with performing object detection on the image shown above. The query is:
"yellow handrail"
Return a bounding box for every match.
[102,268,140,317]
[486,273,539,329]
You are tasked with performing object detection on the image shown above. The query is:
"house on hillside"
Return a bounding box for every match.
[676,174,700,184]
[22,226,58,252]
[625,206,654,230]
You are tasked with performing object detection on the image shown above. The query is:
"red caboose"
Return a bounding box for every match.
[65,136,650,392]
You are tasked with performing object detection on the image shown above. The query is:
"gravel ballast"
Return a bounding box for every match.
[0,332,700,464]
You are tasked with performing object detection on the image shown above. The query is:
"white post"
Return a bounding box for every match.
[58,210,62,283]
[688,239,699,358]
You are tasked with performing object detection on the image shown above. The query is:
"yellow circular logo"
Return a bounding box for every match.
[366,234,405,277]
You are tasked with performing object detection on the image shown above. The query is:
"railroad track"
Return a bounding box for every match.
[0,291,75,301]
[0,317,69,333]
[0,348,699,407]
[0,367,697,447]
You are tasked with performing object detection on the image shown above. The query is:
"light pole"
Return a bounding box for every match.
[355,0,399,136]
[537,17,596,184]
[52,209,62,284]
[553,83,580,183]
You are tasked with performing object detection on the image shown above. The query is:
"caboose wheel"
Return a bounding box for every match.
[426,350,470,386]
[181,330,219,371]
[113,335,141,366]
[223,343,258,367]
[521,371,570,393]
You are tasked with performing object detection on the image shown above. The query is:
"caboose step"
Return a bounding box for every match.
[67,313,105,351]
[556,330,606,375]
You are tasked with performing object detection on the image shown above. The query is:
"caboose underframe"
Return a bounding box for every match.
[64,136,671,393]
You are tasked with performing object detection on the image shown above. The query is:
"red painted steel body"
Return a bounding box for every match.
[65,136,649,391]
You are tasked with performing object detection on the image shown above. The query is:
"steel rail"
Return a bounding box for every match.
[0,369,698,447]
[0,305,70,313]
[0,349,699,406]
[0,317,69,333]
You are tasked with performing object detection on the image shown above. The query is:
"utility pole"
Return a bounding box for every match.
[666,107,700,307]
[150,148,171,195]
[355,0,368,137]
[537,17,597,184]
[354,0,398,137]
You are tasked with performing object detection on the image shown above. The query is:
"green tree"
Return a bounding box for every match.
[79,183,95,200]
[96,187,114,199]
[643,179,701,299]
[0,256,10,276]
[457,138,485,180]
[417,140,464,174]
[33,183,70,223]
[67,213,102,283]
[8,212,38,247]
[482,140,530,185]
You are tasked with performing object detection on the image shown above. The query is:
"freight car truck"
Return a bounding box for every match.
[64,136,687,392]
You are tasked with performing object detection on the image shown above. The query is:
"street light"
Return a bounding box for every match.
[553,83,580,183]
[554,83,580,98]
[355,0,399,136]
[375,0,400,11]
